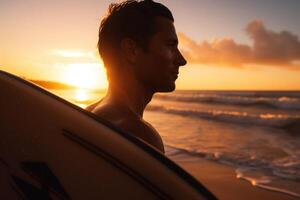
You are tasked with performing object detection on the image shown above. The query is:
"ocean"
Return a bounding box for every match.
[51,89,300,198]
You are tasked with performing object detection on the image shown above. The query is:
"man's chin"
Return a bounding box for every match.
[157,83,176,93]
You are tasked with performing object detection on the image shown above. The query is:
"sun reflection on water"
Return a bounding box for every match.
[75,89,88,102]
[49,88,105,109]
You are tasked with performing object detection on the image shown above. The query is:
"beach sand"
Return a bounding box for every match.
[168,153,298,200]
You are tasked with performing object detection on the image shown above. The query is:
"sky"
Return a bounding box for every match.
[1,0,300,90]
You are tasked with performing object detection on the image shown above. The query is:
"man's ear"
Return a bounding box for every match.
[120,38,139,64]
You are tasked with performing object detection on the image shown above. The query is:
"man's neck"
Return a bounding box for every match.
[104,77,154,118]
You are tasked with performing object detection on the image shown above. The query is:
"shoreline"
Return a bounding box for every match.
[167,152,299,200]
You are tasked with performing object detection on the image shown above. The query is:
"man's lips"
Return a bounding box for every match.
[171,72,178,80]
[171,70,179,75]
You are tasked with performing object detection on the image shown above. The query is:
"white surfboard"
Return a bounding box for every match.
[0,70,217,200]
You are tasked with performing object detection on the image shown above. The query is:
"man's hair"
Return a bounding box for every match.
[98,0,174,67]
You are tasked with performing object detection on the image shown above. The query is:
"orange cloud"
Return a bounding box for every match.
[179,20,300,69]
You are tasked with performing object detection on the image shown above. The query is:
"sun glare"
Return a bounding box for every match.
[51,50,94,58]
[75,89,88,102]
[64,63,107,89]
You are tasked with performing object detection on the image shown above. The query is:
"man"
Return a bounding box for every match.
[87,0,186,153]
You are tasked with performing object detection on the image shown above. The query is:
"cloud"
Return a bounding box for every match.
[179,20,300,69]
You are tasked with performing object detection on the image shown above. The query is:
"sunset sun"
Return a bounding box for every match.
[64,63,107,89]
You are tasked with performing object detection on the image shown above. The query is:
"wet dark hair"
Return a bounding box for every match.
[98,0,174,67]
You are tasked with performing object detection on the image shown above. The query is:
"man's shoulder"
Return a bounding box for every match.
[120,118,165,152]
[85,101,100,112]
[87,102,165,153]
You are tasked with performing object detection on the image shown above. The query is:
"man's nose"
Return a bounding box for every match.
[176,49,187,66]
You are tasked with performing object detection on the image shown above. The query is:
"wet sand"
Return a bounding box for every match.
[168,153,299,200]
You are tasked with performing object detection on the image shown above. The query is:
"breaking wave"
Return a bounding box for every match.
[146,105,300,128]
[154,93,300,110]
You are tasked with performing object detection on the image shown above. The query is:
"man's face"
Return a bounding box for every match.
[135,17,187,92]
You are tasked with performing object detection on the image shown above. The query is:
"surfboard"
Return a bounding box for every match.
[0,70,217,200]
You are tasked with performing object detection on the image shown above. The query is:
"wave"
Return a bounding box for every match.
[146,105,300,128]
[166,145,300,181]
[173,91,300,98]
[154,94,300,110]
[165,145,300,198]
